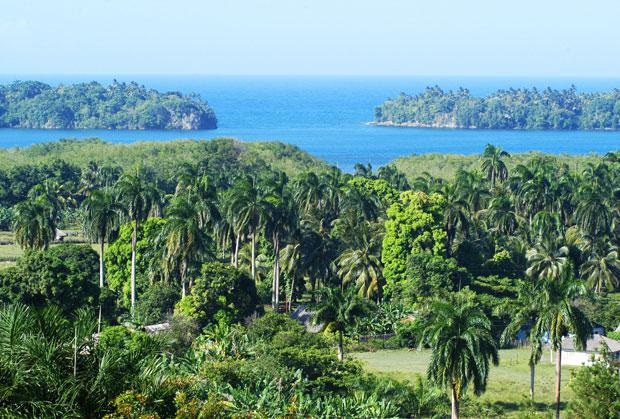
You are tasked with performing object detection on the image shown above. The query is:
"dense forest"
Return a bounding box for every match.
[374,86,620,130]
[0,81,217,129]
[0,139,619,417]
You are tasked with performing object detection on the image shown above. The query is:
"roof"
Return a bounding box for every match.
[561,334,620,353]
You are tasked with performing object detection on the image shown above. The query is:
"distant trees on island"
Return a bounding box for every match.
[0,80,217,130]
[374,86,620,130]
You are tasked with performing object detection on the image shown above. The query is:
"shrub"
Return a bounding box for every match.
[135,283,179,325]
[176,262,258,328]
[0,244,100,314]
[569,346,620,418]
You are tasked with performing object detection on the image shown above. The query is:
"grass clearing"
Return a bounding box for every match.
[352,347,576,417]
[0,230,97,270]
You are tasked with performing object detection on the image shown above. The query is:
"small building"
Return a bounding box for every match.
[561,334,620,366]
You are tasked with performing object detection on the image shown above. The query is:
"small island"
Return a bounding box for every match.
[0,80,217,130]
[374,86,620,130]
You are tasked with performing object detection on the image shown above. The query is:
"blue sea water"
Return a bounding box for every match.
[0,75,619,172]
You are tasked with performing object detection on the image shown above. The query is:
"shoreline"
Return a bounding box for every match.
[367,121,620,131]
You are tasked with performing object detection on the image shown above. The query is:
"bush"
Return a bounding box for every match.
[569,345,620,418]
[247,312,304,341]
[0,244,100,314]
[176,262,258,328]
[135,283,179,325]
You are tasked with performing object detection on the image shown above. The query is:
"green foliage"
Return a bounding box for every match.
[569,345,620,418]
[105,218,167,307]
[0,205,12,230]
[176,262,258,328]
[382,190,446,290]
[0,80,217,129]
[0,244,100,314]
[416,291,499,416]
[346,176,398,209]
[134,283,179,325]
[376,85,620,129]
[607,331,620,340]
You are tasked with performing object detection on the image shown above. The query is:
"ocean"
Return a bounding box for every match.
[0,75,619,172]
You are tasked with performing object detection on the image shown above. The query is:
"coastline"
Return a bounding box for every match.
[367,121,620,131]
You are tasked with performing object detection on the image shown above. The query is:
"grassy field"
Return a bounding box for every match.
[0,230,95,270]
[353,348,576,417]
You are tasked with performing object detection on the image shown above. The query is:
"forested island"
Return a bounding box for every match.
[374,86,620,130]
[0,80,217,130]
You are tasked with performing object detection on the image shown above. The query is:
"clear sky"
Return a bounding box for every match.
[1,0,619,76]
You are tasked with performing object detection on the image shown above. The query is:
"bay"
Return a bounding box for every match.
[0,75,619,172]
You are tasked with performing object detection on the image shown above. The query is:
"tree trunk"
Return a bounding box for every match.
[181,260,187,298]
[98,238,105,333]
[451,383,459,419]
[99,239,105,288]
[529,362,535,401]
[555,348,562,419]
[251,231,256,281]
[337,330,344,362]
[234,234,240,268]
[130,219,138,314]
[287,275,295,312]
[273,237,280,311]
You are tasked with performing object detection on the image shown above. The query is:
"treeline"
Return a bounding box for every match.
[0,141,619,417]
[0,80,217,129]
[0,138,325,214]
[375,86,620,129]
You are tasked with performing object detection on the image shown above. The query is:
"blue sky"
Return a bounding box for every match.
[1,0,619,76]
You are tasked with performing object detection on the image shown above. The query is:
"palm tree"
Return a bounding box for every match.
[499,280,544,401]
[417,293,499,419]
[377,164,410,190]
[160,193,210,297]
[313,287,369,361]
[455,169,489,214]
[82,189,125,289]
[580,245,620,294]
[115,171,160,313]
[264,172,297,310]
[82,188,124,331]
[575,187,613,237]
[440,183,470,253]
[484,192,519,236]
[526,239,569,281]
[531,272,591,419]
[12,197,56,250]
[481,144,510,187]
[228,175,272,282]
[336,220,384,299]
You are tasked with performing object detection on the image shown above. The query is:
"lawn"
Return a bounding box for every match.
[353,347,577,417]
[0,230,96,270]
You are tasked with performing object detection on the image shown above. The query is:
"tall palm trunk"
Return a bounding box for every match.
[98,237,105,333]
[251,230,256,281]
[180,260,187,298]
[337,330,344,361]
[451,383,459,419]
[555,349,562,419]
[130,219,138,313]
[234,234,240,268]
[272,235,280,310]
[99,239,105,288]
[529,362,535,400]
